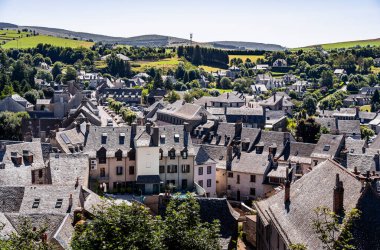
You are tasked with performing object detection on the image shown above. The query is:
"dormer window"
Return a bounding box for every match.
[169,149,176,159]
[101,133,107,144]
[160,134,166,144]
[32,198,40,208]
[55,198,63,208]
[323,145,330,151]
[119,133,125,145]
[97,147,107,164]
[115,150,123,161]
[174,134,180,143]
[181,150,188,159]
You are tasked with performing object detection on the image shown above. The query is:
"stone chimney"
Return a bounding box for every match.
[146,122,151,134]
[152,127,159,146]
[131,123,137,136]
[227,93,229,99]
[234,121,242,139]
[224,106,227,115]
[183,122,191,147]
[284,167,290,203]
[375,151,380,171]
[40,131,46,142]
[274,92,276,102]
[86,122,91,133]
[226,145,233,170]
[333,174,344,214]
[205,102,208,110]
[69,194,73,208]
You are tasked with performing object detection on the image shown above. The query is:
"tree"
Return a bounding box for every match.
[296,118,321,143]
[153,71,164,90]
[120,108,137,125]
[371,89,380,112]
[320,70,334,89]
[312,207,360,250]
[51,62,62,80]
[36,70,53,82]
[0,217,55,250]
[0,112,29,140]
[165,91,180,104]
[71,202,165,250]
[163,194,221,250]
[24,89,40,105]
[361,126,375,141]
[219,77,232,89]
[63,66,77,83]
[192,45,203,66]
[302,96,317,116]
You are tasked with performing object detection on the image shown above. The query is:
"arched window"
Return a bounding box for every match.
[97,147,107,164]
[115,149,123,161]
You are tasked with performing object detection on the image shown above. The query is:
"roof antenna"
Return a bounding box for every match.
[190,33,193,46]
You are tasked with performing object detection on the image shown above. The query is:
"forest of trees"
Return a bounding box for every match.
[177,45,229,68]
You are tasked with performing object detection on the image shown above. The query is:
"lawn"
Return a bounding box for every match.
[228,54,264,63]
[95,60,108,69]
[132,57,182,73]
[208,88,233,94]
[1,35,94,49]
[199,65,224,72]
[371,66,380,74]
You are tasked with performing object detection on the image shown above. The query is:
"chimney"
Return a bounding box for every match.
[234,121,242,139]
[183,122,191,147]
[75,177,79,189]
[86,122,91,133]
[227,93,229,99]
[354,166,358,175]
[274,92,276,102]
[226,145,233,170]
[224,106,227,115]
[40,131,46,142]
[284,167,290,203]
[152,127,159,146]
[362,147,366,154]
[131,123,137,136]
[205,102,208,110]
[69,194,73,208]
[76,121,81,131]
[333,174,344,214]
[375,151,380,172]
[146,122,151,134]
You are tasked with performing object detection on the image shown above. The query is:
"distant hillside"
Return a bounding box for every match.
[210,41,286,51]
[300,38,380,50]
[0,22,285,50]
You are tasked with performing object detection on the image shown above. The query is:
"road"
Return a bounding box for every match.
[98,106,119,127]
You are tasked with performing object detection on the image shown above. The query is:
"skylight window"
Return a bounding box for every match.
[174,134,180,143]
[32,198,40,208]
[323,145,330,151]
[55,198,63,208]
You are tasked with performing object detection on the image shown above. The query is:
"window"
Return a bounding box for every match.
[237,174,240,184]
[228,172,233,178]
[129,166,135,175]
[119,133,125,144]
[182,179,188,189]
[128,150,136,161]
[169,149,176,159]
[32,198,40,208]
[115,150,123,161]
[174,134,180,143]
[159,165,165,174]
[182,164,190,173]
[250,188,256,196]
[207,179,212,187]
[198,167,203,175]
[55,198,63,208]
[198,180,203,187]
[227,185,231,190]
[181,150,188,159]
[116,166,123,175]
[38,169,43,178]
[159,149,163,160]
[97,148,107,164]
[250,175,256,183]
[100,168,106,177]
[101,133,107,144]
[207,166,212,174]
[167,165,177,173]
[314,160,318,166]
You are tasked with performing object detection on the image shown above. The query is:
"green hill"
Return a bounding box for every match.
[300,38,380,50]
[1,35,94,49]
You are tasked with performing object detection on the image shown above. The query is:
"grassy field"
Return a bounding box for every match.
[0,29,31,45]
[131,57,182,73]
[95,60,107,69]
[208,88,233,94]
[199,65,224,72]
[299,38,380,50]
[1,35,94,49]
[228,54,264,63]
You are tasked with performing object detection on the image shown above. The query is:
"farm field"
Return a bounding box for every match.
[199,65,224,72]
[1,35,94,49]
[131,57,182,73]
[0,29,31,45]
[228,54,265,63]
[299,38,380,50]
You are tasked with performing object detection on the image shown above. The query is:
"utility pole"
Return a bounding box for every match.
[190,33,193,46]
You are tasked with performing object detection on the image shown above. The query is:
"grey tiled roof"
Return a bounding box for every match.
[231,152,269,174]
[52,214,74,250]
[346,153,379,173]
[194,145,217,165]
[255,160,363,249]
[49,154,89,187]
[2,141,45,169]
[345,137,366,154]
[0,187,25,213]
[337,120,360,135]
[198,144,227,169]
[280,142,315,164]
[311,134,343,159]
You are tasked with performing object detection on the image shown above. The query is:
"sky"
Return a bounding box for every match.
[0,0,379,48]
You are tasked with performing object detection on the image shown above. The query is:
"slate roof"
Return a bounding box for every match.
[55,125,86,154]
[198,144,227,169]
[52,214,74,250]
[337,120,360,135]
[231,152,269,174]
[158,125,195,156]
[347,153,380,174]
[280,142,316,164]
[49,154,89,187]
[158,101,214,121]
[310,134,343,159]
[197,198,239,250]
[345,137,366,154]
[2,141,45,169]
[255,160,364,249]
[315,117,338,132]
[0,187,25,213]
[194,145,217,165]
[359,111,377,121]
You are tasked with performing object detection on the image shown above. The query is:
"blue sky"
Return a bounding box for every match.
[0,0,379,47]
